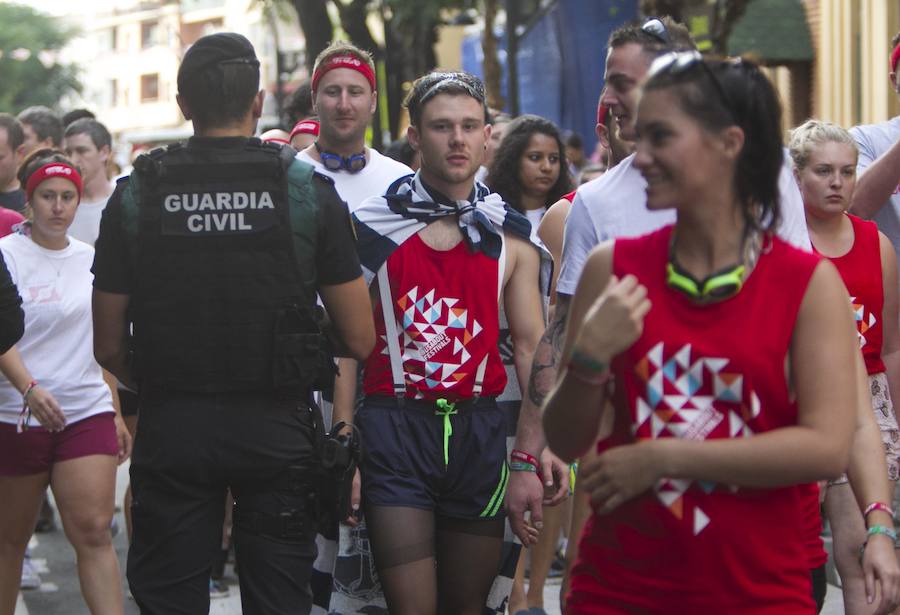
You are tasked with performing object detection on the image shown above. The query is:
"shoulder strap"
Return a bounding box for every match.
[284,157,318,256]
[471,233,506,399]
[377,265,407,400]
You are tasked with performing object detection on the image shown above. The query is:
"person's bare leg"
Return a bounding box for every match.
[508,548,528,613]
[526,500,565,610]
[52,454,123,615]
[122,414,137,542]
[0,472,48,614]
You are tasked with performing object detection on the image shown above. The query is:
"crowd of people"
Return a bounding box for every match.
[2,13,900,615]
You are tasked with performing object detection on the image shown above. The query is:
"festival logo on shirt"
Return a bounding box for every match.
[634,342,761,535]
[27,283,62,305]
[851,296,877,348]
[379,285,483,397]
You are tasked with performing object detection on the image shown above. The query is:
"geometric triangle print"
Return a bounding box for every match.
[693,506,710,535]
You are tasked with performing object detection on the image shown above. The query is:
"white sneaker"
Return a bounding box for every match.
[20,553,41,590]
[209,578,230,599]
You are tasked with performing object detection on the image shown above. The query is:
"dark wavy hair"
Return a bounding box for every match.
[643,54,784,233]
[486,115,574,213]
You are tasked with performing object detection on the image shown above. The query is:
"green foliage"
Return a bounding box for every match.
[0,3,81,113]
[384,0,477,25]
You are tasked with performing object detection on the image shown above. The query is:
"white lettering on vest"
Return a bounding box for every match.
[257,192,274,209]
[187,214,203,232]
[183,212,255,233]
[215,192,232,210]
[164,191,275,212]
[198,193,215,211]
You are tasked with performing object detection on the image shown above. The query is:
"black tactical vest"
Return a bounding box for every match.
[122,139,325,393]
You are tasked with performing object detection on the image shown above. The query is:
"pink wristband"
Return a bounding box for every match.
[864,502,894,518]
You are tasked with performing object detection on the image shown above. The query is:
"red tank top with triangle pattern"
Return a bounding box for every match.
[815,213,885,375]
[363,233,506,401]
[570,225,821,614]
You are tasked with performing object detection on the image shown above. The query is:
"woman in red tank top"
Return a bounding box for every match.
[790,119,900,614]
[486,114,572,615]
[543,54,869,614]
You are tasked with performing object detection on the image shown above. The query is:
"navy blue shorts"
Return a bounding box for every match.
[357,396,508,520]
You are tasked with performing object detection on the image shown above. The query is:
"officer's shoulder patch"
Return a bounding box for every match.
[312,171,335,187]
[348,209,358,242]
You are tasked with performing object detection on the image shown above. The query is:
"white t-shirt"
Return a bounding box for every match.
[850,118,900,257]
[524,206,547,244]
[0,233,114,427]
[68,183,115,246]
[556,151,812,296]
[297,148,412,211]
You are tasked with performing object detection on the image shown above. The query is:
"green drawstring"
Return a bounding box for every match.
[435,398,458,467]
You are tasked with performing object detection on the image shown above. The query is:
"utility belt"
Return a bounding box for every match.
[137,383,314,400]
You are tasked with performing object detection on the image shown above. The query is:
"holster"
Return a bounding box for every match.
[311,404,363,539]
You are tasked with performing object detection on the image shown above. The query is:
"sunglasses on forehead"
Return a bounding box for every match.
[642,17,670,44]
[649,50,735,116]
[419,73,486,106]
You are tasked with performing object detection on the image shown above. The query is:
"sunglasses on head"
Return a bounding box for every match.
[641,17,670,44]
[419,73,486,107]
[649,51,734,117]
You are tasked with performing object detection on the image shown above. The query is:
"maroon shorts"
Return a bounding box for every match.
[0,412,118,476]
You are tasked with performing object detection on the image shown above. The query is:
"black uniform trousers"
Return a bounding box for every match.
[127,389,319,615]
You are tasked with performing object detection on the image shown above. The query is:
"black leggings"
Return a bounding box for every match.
[811,564,827,613]
[366,506,505,615]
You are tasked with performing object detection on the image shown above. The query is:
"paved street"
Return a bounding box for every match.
[15,461,845,615]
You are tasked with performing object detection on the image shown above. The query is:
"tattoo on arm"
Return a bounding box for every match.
[527,296,570,407]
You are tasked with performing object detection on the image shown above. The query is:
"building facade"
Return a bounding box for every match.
[807,0,900,127]
[63,0,306,150]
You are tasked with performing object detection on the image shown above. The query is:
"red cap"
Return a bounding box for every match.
[290,119,320,139]
[597,103,609,127]
[891,42,900,73]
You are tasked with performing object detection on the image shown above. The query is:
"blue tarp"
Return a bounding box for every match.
[462,0,637,154]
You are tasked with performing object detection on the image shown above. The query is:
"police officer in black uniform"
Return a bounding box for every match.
[0,253,23,354]
[92,33,375,615]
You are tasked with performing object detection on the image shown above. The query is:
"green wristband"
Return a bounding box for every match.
[508,461,538,473]
[570,349,608,374]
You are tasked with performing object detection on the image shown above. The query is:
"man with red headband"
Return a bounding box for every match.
[297,41,411,210]
[850,31,900,264]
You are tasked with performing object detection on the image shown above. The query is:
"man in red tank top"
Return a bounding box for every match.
[340,72,564,614]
